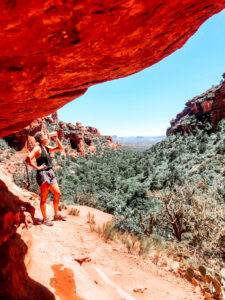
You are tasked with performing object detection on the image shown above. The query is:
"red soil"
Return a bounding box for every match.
[27,202,204,300]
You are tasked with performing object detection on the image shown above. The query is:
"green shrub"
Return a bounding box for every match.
[73,190,102,209]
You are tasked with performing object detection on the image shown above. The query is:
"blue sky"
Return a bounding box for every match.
[58,9,225,136]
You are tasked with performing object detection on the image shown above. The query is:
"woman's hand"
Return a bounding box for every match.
[51,135,58,141]
[48,131,58,139]
[37,163,46,171]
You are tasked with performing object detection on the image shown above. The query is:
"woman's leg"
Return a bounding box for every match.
[40,182,50,219]
[49,181,61,216]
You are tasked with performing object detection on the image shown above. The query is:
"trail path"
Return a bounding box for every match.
[0,154,203,300]
[26,203,204,300]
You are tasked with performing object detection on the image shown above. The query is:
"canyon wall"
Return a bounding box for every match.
[1,1,225,298]
[4,115,119,157]
[167,76,225,135]
[0,168,55,299]
[1,0,225,137]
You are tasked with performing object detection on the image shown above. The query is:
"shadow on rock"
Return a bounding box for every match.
[0,233,55,300]
[50,264,85,300]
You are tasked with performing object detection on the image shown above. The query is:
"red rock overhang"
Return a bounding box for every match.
[0,0,225,137]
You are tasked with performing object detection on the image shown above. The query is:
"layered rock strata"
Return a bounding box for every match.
[167,78,225,135]
[54,120,119,156]
[1,0,225,137]
[212,75,225,128]
[3,117,119,157]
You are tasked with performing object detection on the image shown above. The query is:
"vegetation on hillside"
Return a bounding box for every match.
[6,118,225,273]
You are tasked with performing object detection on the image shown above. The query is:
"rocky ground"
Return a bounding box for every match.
[0,153,204,299]
[26,199,204,300]
[0,128,205,300]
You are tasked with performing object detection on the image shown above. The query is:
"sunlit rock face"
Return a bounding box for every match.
[3,117,118,156]
[166,79,225,135]
[212,79,225,129]
[1,0,225,137]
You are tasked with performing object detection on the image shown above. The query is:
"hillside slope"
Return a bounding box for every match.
[0,164,203,299]
[3,114,119,157]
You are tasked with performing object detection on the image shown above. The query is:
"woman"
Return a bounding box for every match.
[26,131,66,226]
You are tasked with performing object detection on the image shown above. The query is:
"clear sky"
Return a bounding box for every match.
[58,9,225,137]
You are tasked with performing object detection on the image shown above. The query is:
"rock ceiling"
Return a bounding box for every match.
[1,0,225,138]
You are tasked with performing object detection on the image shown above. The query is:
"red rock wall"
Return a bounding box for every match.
[211,81,225,129]
[3,118,118,156]
[4,118,45,151]
[1,0,225,137]
[167,80,225,135]
[0,232,55,300]
[65,131,85,156]
[0,168,55,300]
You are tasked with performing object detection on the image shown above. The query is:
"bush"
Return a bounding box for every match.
[74,190,102,209]
[154,183,225,262]
[0,139,8,151]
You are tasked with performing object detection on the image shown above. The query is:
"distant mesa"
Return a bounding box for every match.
[112,135,165,147]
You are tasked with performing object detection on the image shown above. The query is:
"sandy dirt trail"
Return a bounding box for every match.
[26,203,203,300]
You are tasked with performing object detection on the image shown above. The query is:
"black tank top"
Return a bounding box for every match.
[36,145,53,172]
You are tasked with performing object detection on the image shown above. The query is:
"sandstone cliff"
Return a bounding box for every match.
[3,114,119,157]
[1,0,225,137]
[0,167,55,300]
[167,75,225,135]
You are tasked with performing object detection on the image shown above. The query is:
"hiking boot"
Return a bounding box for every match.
[42,218,54,226]
[53,214,67,221]
[33,217,43,225]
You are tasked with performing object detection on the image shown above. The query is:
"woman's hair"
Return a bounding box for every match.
[34,131,44,144]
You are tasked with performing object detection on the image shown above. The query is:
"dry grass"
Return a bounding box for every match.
[90,220,116,242]
[68,207,80,216]
[86,212,96,225]
[90,220,155,257]
[60,202,68,210]
[88,219,225,298]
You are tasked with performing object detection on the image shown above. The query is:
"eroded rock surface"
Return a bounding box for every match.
[4,118,45,151]
[167,78,225,135]
[0,167,55,300]
[26,204,204,300]
[3,116,119,156]
[212,76,225,129]
[1,0,225,137]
